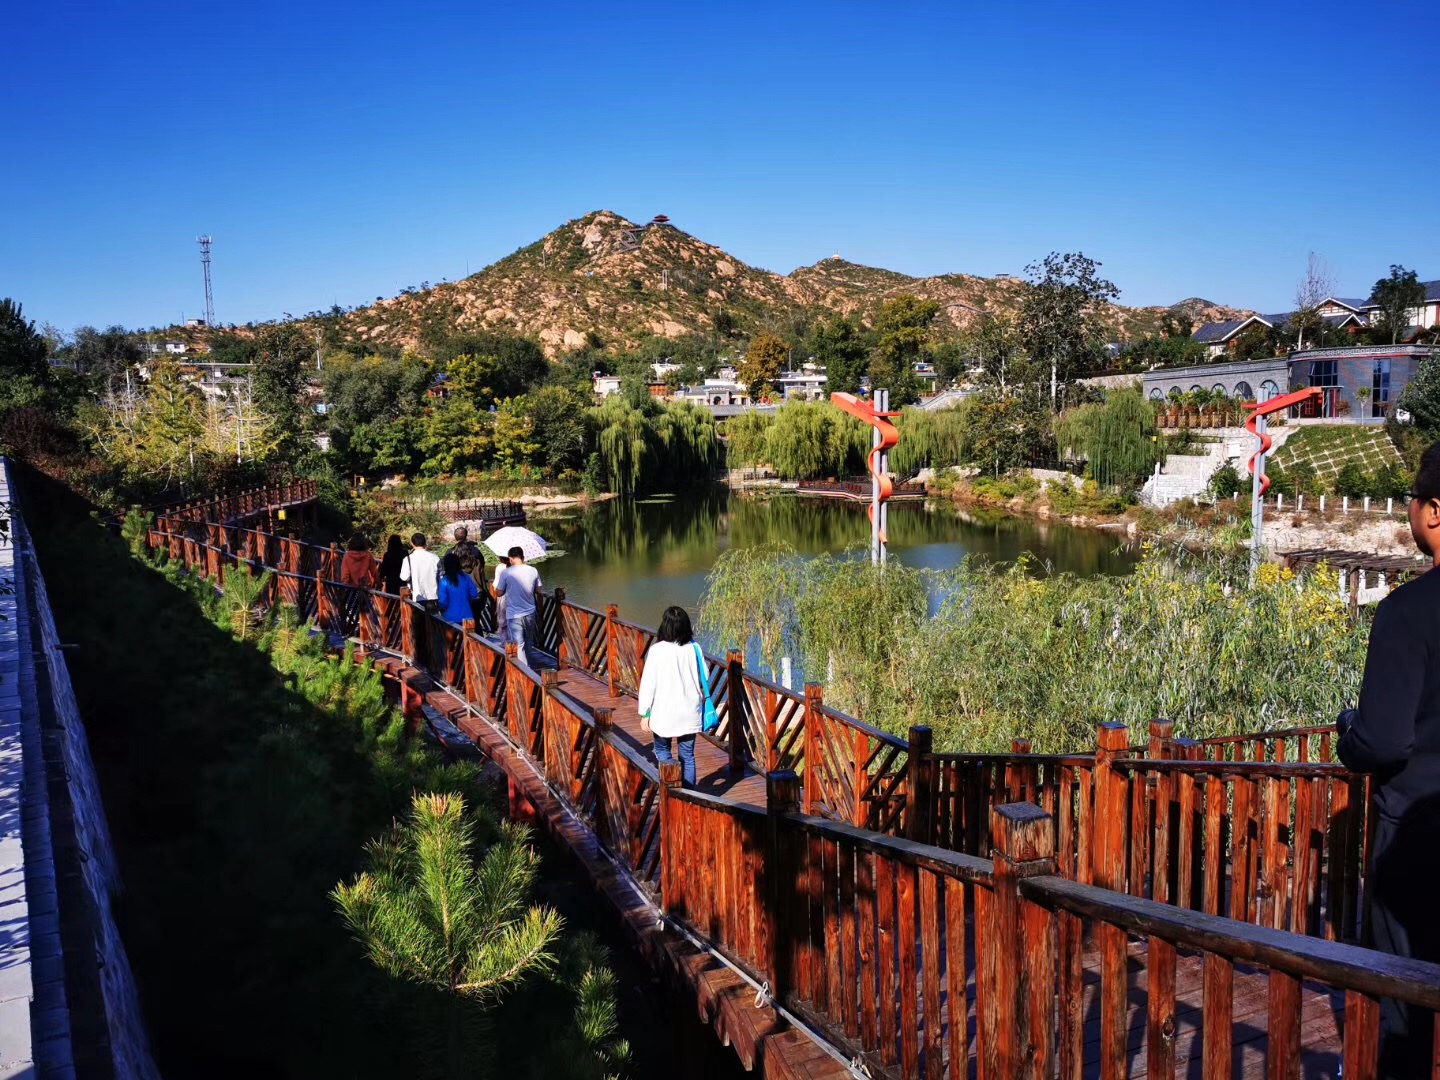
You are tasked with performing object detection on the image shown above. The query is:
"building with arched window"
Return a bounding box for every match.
[1141,346,1431,423]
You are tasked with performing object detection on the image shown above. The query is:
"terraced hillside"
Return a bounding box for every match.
[1271,425,1403,487]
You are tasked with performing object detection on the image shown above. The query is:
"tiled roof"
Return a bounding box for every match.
[1193,317,1269,343]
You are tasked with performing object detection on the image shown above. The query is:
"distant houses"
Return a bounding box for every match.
[1158,276,1440,423]
[1191,281,1440,360]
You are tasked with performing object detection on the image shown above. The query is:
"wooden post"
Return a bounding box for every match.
[657,761,683,914]
[802,682,821,813]
[1092,723,1129,1077]
[1148,719,1175,759]
[1009,737,1033,802]
[605,604,619,698]
[553,588,568,669]
[852,721,869,829]
[906,725,934,844]
[986,802,1057,1080]
[726,649,745,775]
[765,770,801,1003]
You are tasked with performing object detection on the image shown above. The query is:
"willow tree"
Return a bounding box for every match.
[724,410,773,468]
[592,396,649,495]
[761,401,867,480]
[891,407,966,476]
[1054,388,1157,491]
[651,399,723,484]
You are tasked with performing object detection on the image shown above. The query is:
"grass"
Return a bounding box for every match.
[20,467,631,1079]
[1272,425,1402,488]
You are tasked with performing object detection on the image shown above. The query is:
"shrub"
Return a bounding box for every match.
[1208,462,1243,500]
[1334,461,1370,498]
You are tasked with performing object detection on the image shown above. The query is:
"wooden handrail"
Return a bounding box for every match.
[137,482,1436,1077]
[1024,873,1440,1009]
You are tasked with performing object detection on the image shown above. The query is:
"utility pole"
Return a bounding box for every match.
[315,326,323,372]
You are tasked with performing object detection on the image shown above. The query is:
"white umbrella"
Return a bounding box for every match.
[483,525,548,561]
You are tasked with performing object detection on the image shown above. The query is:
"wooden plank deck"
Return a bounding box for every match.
[374,642,1349,1080]
[548,664,771,809]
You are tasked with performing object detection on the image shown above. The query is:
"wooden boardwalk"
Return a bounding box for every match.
[373,643,849,1080]
[385,643,1346,1080]
[147,483,1439,1080]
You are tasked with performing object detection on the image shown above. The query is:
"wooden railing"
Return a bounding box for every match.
[920,722,1371,942]
[662,782,1440,1079]
[391,496,527,528]
[142,482,1440,1077]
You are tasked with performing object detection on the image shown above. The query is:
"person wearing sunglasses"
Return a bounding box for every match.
[1337,445,1440,1076]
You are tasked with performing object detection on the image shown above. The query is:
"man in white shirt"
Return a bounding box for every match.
[399,532,442,613]
[494,546,543,669]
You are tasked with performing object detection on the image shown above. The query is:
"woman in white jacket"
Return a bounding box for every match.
[638,606,705,787]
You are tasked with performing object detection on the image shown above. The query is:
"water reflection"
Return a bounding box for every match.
[530,489,1137,628]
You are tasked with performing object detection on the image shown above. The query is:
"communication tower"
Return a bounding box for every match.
[197,236,215,326]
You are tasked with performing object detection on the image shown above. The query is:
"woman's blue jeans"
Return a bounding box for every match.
[652,733,697,787]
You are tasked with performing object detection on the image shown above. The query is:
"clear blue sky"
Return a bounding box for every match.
[5,0,1435,333]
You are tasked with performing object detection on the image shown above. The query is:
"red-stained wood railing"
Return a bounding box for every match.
[140,484,1440,1078]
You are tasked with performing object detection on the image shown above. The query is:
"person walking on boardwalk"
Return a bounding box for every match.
[638,606,705,788]
[399,532,442,614]
[448,525,485,588]
[437,552,480,625]
[379,534,406,595]
[340,534,379,588]
[1338,446,1440,1077]
[494,546,543,669]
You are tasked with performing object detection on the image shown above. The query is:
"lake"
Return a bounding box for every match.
[525,489,1137,629]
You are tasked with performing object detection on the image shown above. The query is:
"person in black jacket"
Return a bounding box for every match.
[1338,446,1440,1076]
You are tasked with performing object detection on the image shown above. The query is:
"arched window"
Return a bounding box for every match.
[1259,380,1280,402]
[1212,383,1226,395]
[1234,381,1254,401]
[1149,387,1164,401]
[1190,385,1204,394]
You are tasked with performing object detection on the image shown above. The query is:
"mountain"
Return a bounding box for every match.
[339,210,1252,355]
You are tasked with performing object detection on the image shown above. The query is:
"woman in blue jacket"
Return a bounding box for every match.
[437,552,480,624]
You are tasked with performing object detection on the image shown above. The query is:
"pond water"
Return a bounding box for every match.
[525,489,1137,629]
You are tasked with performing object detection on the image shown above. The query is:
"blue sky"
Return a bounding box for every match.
[4,0,1435,332]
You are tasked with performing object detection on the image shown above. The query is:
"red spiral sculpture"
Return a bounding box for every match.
[1243,387,1323,496]
[830,392,902,542]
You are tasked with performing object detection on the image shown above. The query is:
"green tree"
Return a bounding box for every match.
[1051,389,1157,491]
[58,324,143,381]
[419,398,496,476]
[812,315,868,397]
[592,396,650,494]
[1369,265,1426,344]
[1333,461,1370,498]
[445,353,502,408]
[964,314,1027,392]
[958,389,1052,476]
[333,793,563,1080]
[870,295,938,405]
[739,333,787,401]
[1230,322,1279,362]
[519,385,591,476]
[322,351,433,473]
[0,299,50,409]
[435,334,548,399]
[251,324,312,452]
[1017,252,1119,410]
